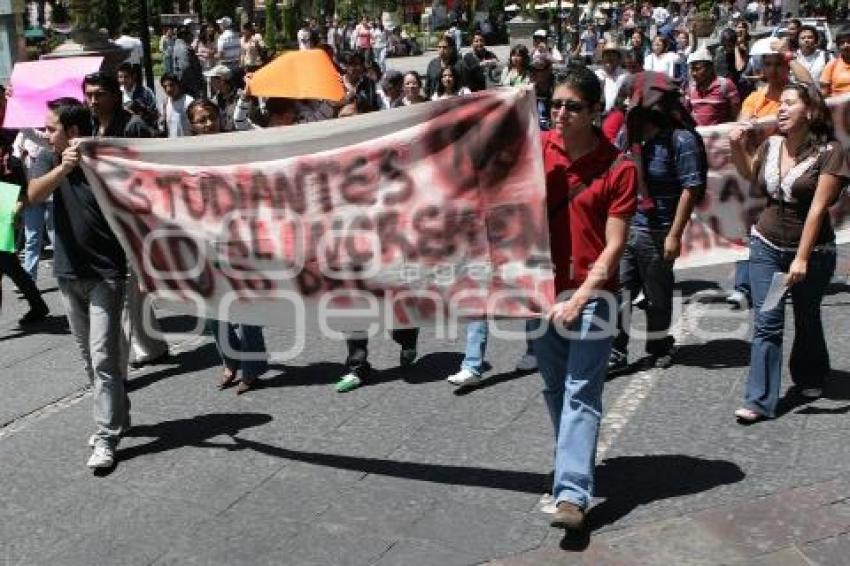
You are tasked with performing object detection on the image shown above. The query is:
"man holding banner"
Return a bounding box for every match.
[29,99,131,470]
[537,66,638,532]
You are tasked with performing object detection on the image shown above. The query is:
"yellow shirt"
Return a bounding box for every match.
[820,57,850,96]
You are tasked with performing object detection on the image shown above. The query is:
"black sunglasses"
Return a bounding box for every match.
[551,99,587,112]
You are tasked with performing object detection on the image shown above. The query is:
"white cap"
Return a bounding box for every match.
[533,29,547,37]
[216,16,233,29]
[750,37,781,57]
[203,64,232,78]
[183,18,194,26]
[687,47,713,65]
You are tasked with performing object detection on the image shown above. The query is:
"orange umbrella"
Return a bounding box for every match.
[248,49,345,101]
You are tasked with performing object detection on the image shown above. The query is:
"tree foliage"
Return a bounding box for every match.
[264,0,281,50]
[202,0,238,21]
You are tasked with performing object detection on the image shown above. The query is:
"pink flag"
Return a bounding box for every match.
[3,57,104,129]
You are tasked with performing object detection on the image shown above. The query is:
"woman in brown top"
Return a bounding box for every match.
[728,83,849,422]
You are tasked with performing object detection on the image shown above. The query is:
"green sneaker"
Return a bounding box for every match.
[335,373,363,393]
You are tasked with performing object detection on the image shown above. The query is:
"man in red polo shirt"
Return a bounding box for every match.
[536,66,638,532]
[684,47,741,126]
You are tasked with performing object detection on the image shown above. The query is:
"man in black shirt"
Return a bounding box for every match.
[463,31,499,91]
[29,98,130,470]
[424,36,470,98]
[83,72,153,138]
[83,72,169,368]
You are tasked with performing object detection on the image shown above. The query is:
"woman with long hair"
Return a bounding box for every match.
[432,65,471,100]
[193,24,218,71]
[402,71,428,105]
[729,84,849,422]
[500,44,531,87]
[627,28,651,66]
[643,36,679,78]
[187,99,269,394]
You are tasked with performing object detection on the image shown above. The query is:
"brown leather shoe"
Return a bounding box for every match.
[218,368,238,390]
[550,501,586,531]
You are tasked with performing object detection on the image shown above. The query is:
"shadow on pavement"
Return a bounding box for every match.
[675,279,724,300]
[777,370,850,417]
[0,314,69,342]
[117,412,274,462]
[229,436,547,493]
[673,339,751,369]
[452,367,536,396]
[126,342,221,393]
[824,281,850,297]
[260,352,465,389]
[585,454,746,534]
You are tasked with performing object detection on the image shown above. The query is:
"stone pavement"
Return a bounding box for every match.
[1,257,850,565]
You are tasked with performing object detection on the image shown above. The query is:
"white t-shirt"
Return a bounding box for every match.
[652,6,670,26]
[797,50,829,85]
[115,35,143,65]
[371,27,387,49]
[297,28,311,50]
[644,52,679,78]
[595,67,629,113]
[164,94,194,138]
[217,30,241,64]
[431,87,471,100]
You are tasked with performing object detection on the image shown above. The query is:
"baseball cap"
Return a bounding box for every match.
[204,64,232,79]
[533,29,548,38]
[750,37,781,57]
[217,16,233,29]
[183,18,194,26]
[687,47,713,65]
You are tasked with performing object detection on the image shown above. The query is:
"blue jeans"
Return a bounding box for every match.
[208,321,268,380]
[461,319,539,375]
[745,236,835,417]
[733,260,751,299]
[536,297,613,509]
[23,200,54,280]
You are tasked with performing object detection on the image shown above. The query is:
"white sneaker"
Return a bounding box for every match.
[515,354,538,371]
[538,493,557,514]
[447,368,483,386]
[800,388,823,399]
[87,445,115,469]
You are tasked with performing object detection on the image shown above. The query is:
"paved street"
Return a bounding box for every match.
[2,251,850,565]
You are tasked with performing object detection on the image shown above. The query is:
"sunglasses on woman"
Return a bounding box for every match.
[551,99,587,112]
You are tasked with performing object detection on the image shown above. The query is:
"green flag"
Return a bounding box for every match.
[0,182,22,253]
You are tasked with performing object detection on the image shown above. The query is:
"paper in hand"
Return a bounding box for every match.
[760,271,788,313]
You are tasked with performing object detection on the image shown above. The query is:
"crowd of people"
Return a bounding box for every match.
[1,1,850,538]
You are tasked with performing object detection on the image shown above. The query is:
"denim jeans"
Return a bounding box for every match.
[58,278,130,447]
[345,328,419,378]
[613,228,675,357]
[461,319,539,374]
[22,200,54,280]
[209,321,268,380]
[536,297,613,509]
[744,236,835,417]
[733,260,751,298]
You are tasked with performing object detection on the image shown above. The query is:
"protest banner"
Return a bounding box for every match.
[80,88,554,328]
[79,90,850,328]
